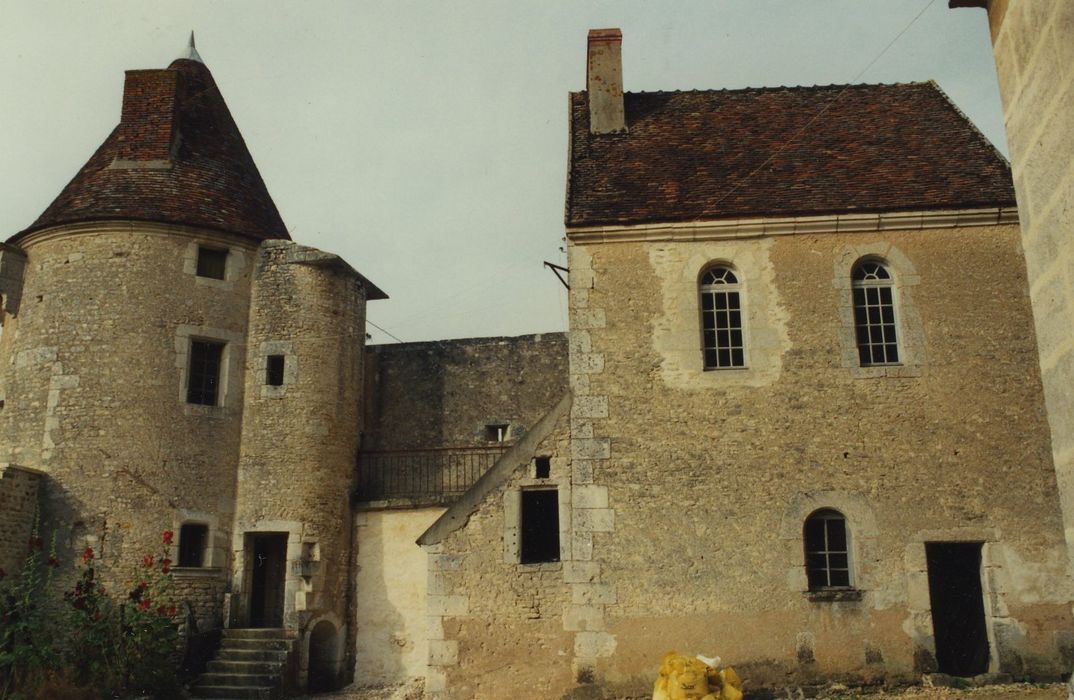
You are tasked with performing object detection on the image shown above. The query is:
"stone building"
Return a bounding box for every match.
[1,27,1072,700]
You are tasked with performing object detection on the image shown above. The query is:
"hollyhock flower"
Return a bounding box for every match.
[47,555,60,568]
[81,546,94,563]
[143,554,154,568]
[27,536,43,551]
[156,605,167,616]
[167,604,177,617]
[162,530,174,545]
[160,558,172,574]
[138,581,148,591]
[138,598,151,611]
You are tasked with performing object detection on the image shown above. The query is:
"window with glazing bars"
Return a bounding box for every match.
[700,266,745,369]
[187,340,224,405]
[804,509,851,589]
[852,260,899,365]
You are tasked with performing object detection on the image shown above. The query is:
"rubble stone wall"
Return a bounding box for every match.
[0,465,42,577]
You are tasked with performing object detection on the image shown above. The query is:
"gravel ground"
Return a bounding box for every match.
[294,680,1067,700]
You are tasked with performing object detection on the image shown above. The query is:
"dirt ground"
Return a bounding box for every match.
[297,680,1068,700]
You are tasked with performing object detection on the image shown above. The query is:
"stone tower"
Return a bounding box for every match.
[0,44,383,691]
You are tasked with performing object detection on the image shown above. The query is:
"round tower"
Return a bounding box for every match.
[0,52,290,611]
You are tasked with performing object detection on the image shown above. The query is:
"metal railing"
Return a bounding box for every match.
[355,446,509,503]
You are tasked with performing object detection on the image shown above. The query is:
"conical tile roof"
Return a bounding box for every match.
[14,57,289,242]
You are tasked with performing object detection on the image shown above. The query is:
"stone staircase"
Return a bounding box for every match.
[191,628,297,699]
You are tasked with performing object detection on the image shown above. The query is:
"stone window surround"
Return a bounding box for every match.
[503,479,571,569]
[258,340,297,399]
[834,243,924,378]
[780,491,878,600]
[182,239,247,289]
[175,324,244,415]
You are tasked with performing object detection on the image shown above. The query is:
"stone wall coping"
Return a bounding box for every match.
[417,391,573,546]
[566,207,1019,244]
[12,220,261,252]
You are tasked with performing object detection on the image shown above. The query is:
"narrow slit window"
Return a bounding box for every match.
[196,246,228,280]
[804,509,851,590]
[486,424,509,442]
[187,340,224,406]
[178,523,208,567]
[852,260,899,366]
[520,490,560,564]
[700,266,746,370]
[534,456,551,479]
[266,354,285,386]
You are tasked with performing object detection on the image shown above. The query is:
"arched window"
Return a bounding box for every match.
[852,259,899,366]
[804,509,850,590]
[700,265,745,370]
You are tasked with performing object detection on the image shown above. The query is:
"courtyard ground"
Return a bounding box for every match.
[297,680,1067,700]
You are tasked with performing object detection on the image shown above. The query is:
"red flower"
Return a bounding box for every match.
[138,599,151,611]
[47,555,60,568]
[142,554,154,568]
[167,604,177,617]
[160,558,172,574]
[156,605,167,616]
[138,581,148,591]
[27,536,43,551]
[162,530,174,545]
[81,546,94,563]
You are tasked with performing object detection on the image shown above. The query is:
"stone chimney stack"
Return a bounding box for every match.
[586,28,626,134]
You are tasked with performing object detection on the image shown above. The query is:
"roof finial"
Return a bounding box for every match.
[185,31,204,63]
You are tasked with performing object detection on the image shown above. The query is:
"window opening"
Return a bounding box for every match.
[485,423,509,442]
[521,490,560,564]
[266,355,285,386]
[852,260,899,366]
[196,246,228,280]
[178,523,208,567]
[534,456,551,479]
[700,266,745,370]
[804,509,850,589]
[187,340,224,405]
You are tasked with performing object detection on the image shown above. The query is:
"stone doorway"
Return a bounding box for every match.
[925,542,990,676]
[246,532,288,628]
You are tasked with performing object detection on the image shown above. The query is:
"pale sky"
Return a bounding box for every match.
[0,1,1002,344]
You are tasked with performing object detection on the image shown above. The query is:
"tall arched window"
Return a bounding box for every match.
[804,509,851,590]
[700,265,745,370]
[852,259,899,366]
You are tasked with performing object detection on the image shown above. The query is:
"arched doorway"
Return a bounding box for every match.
[307,620,340,692]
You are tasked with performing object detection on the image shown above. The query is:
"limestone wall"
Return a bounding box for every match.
[0,465,42,577]
[363,334,568,450]
[977,0,1074,559]
[354,507,445,686]
[234,240,369,685]
[561,220,1071,693]
[0,222,254,591]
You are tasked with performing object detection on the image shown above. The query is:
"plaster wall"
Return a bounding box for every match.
[354,507,445,686]
[980,0,1074,559]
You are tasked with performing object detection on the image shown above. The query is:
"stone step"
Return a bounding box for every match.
[221,638,293,651]
[216,648,288,663]
[223,628,297,640]
[189,685,276,699]
[207,659,284,676]
[197,672,277,687]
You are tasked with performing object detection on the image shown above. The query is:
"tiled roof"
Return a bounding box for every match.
[566,82,1015,228]
[15,59,289,242]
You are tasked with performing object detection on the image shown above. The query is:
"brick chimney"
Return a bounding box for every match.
[586,28,626,134]
[113,69,181,166]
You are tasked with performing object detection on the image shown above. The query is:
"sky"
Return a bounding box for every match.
[0,1,1002,345]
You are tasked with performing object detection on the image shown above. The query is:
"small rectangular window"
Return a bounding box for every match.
[196,246,227,280]
[187,340,224,405]
[520,490,560,564]
[534,456,551,479]
[266,355,285,386]
[178,523,208,567]
[485,424,509,442]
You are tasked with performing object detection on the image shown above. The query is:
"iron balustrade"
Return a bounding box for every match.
[356,446,509,503]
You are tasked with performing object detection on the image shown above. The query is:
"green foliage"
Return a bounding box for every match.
[0,519,59,700]
[0,527,181,700]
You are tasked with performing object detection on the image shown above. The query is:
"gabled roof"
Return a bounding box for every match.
[14,58,289,243]
[565,81,1015,228]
